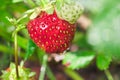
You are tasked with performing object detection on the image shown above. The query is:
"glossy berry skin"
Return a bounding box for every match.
[27,11,76,53]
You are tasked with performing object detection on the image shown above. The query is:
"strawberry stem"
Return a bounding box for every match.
[14,32,19,79]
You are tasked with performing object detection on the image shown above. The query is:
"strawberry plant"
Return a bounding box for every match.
[0,0,120,80]
[1,0,83,80]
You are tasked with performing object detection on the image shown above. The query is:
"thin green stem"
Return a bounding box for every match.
[46,66,56,80]
[64,67,84,80]
[16,8,35,24]
[39,54,48,80]
[104,69,114,80]
[16,15,28,24]
[14,33,19,79]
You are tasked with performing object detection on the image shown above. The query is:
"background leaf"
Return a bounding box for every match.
[63,51,95,69]
[25,39,36,60]
[87,0,120,59]
[80,0,110,15]
[96,54,112,70]
[12,0,23,3]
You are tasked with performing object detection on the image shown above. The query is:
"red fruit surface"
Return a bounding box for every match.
[27,11,76,53]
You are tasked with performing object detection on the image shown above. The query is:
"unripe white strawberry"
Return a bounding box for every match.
[56,0,84,24]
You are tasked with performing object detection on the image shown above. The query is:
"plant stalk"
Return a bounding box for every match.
[104,69,114,80]
[64,67,84,80]
[46,66,56,80]
[39,54,48,80]
[14,33,19,79]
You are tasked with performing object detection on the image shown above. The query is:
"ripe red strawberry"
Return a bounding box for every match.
[27,11,75,53]
[27,0,83,53]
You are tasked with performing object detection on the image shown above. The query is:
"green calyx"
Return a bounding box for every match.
[30,0,55,19]
[1,61,36,80]
[30,0,84,24]
[39,0,55,14]
[55,0,84,24]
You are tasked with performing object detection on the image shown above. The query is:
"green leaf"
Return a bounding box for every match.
[28,72,36,77]
[17,36,28,49]
[87,0,120,59]
[1,62,36,80]
[12,0,23,3]
[63,50,95,69]
[96,54,112,70]
[38,0,50,7]
[25,39,36,60]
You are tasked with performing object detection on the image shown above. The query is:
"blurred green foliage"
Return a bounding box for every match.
[0,0,29,71]
[87,0,120,59]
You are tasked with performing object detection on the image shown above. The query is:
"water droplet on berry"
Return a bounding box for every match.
[39,22,48,30]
